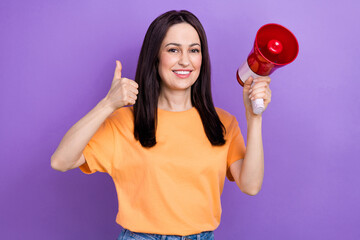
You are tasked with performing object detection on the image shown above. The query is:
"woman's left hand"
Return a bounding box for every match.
[243,76,272,118]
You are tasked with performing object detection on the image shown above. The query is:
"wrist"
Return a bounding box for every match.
[98,96,116,114]
[246,111,262,126]
[246,109,262,120]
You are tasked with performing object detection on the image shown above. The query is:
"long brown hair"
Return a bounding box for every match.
[133,10,225,147]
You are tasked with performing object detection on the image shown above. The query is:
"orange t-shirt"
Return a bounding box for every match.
[79,106,245,236]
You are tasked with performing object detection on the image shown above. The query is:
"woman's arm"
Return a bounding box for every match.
[238,116,264,195]
[230,76,271,195]
[50,99,114,172]
[51,61,138,172]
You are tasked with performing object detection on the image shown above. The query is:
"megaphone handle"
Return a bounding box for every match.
[237,61,265,115]
[251,98,265,115]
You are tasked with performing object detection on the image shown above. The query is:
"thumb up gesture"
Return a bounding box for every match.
[105,60,139,111]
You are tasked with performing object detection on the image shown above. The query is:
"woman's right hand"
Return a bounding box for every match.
[105,60,139,111]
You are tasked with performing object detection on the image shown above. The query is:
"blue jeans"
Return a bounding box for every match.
[117,228,215,240]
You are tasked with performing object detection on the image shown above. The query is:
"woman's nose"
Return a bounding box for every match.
[178,52,190,67]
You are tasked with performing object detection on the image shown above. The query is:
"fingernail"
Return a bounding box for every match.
[249,89,252,93]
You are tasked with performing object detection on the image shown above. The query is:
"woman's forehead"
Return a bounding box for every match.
[162,23,201,46]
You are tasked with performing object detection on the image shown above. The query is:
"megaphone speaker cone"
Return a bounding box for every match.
[246,23,299,76]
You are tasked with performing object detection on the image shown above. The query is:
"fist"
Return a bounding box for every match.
[243,76,272,116]
[105,60,139,110]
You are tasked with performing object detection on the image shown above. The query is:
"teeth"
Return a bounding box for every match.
[174,71,190,75]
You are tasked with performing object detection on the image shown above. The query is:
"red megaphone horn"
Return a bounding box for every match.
[236,23,299,114]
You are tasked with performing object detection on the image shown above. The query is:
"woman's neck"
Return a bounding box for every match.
[158,88,193,112]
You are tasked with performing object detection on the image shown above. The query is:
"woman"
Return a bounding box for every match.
[51,10,271,240]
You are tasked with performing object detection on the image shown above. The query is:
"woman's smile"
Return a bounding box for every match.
[172,69,193,78]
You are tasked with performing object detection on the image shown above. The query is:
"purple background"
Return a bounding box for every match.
[1,0,359,239]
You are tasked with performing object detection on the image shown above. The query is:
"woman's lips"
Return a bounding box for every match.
[173,70,192,78]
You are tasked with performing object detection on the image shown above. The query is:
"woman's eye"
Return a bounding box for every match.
[191,49,200,53]
[168,48,178,53]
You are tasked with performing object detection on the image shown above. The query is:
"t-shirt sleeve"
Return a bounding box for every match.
[226,116,246,182]
[79,117,115,175]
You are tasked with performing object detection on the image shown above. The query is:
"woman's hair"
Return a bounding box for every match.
[133,10,225,147]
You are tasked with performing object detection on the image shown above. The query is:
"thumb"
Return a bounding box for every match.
[113,60,122,80]
[244,76,254,87]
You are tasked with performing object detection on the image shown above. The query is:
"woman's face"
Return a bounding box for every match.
[158,23,202,93]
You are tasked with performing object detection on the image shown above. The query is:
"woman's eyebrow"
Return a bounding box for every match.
[165,43,201,47]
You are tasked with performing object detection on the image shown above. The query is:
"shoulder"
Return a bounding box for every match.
[108,106,134,125]
[111,106,133,117]
[215,107,236,124]
[215,107,241,133]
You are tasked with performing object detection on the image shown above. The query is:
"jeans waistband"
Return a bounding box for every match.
[118,228,215,240]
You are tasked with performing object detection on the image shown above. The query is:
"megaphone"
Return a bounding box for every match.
[236,23,299,114]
